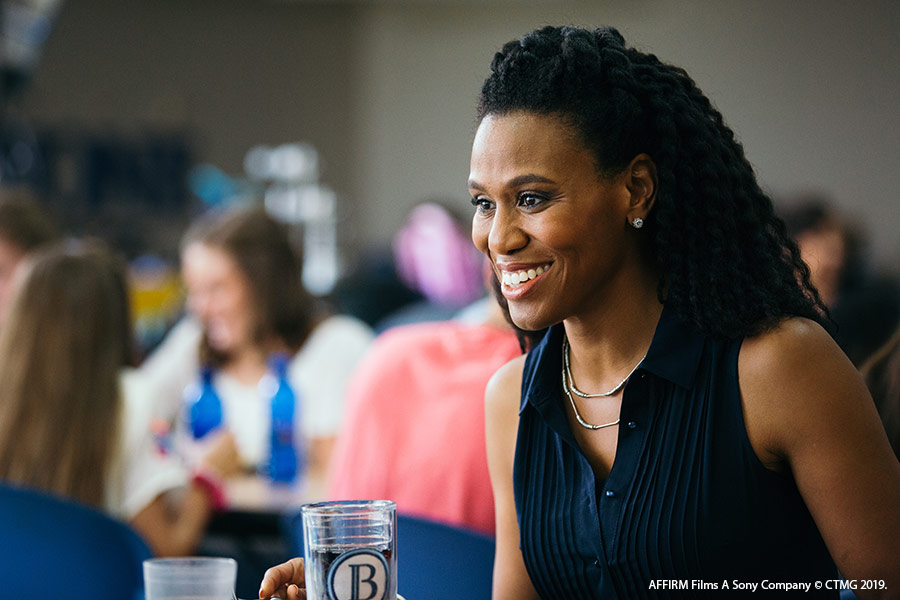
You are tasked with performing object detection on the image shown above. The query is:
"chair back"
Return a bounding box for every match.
[0,483,152,600]
[281,506,307,559]
[395,514,494,600]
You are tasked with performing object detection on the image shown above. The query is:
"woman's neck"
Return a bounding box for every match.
[221,345,269,385]
[563,274,663,395]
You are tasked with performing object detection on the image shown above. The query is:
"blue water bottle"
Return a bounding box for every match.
[266,353,303,483]
[188,365,223,439]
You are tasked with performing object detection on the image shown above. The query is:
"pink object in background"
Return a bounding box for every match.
[327,320,521,536]
[392,203,484,307]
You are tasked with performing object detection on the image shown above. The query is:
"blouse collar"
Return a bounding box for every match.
[520,302,706,415]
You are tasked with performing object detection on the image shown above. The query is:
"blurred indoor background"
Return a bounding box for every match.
[3,0,899,321]
[2,3,899,593]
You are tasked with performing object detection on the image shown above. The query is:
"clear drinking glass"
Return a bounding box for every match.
[302,500,398,600]
[143,556,237,600]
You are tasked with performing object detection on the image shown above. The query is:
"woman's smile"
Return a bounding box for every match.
[497,262,553,298]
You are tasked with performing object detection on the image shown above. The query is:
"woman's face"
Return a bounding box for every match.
[182,242,257,354]
[796,226,846,307]
[469,112,637,331]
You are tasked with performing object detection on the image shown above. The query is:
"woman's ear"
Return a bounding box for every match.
[625,153,657,220]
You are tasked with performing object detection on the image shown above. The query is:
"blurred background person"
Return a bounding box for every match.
[862,323,900,461]
[330,200,486,333]
[327,263,520,536]
[327,247,422,330]
[137,206,373,596]
[0,186,57,320]
[780,192,900,366]
[0,239,241,556]
[140,206,373,477]
[379,201,486,329]
[780,194,853,309]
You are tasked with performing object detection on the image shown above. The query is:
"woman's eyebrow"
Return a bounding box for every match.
[468,173,557,191]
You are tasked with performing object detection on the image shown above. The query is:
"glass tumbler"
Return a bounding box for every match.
[302,500,397,600]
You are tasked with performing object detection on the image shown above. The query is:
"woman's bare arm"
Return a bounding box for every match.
[130,430,241,557]
[485,356,541,600]
[740,318,900,598]
[130,485,214,557]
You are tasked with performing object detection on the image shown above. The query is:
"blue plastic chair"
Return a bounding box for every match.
[282,510,495,600]
[0,483,152,600]
[396,514,495,600]
[281,507,306,558]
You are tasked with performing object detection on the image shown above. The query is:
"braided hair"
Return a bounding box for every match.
[477,25,827,340]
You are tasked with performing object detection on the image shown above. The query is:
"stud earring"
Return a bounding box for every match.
[631,217,644,229]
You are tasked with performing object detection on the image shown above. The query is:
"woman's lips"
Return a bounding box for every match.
[499,263,552,297]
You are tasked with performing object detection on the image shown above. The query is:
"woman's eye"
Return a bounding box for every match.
[470,196,495,214]
[518,193,547,209]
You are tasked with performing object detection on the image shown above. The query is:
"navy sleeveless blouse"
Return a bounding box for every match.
[513,306,838,598]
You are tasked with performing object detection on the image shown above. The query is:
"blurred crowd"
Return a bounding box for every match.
[0,182,519,592]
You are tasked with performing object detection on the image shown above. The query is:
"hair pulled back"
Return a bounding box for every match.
[478,26,826,339]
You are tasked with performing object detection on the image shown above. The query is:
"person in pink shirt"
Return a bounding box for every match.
[327,292,519,536]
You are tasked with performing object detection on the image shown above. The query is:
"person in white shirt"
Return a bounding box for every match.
[140,207,373,474]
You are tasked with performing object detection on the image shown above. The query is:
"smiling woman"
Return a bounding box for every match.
[469,25,900,600]
[181,241,258,357]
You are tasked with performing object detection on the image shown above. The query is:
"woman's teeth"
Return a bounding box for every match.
[501,264,551,288]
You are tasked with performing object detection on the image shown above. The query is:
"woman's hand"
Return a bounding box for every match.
[260,557,306,600]
[198,430,242,478]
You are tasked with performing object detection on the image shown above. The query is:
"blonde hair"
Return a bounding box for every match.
[0,240,132,506]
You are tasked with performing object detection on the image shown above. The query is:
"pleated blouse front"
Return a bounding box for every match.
[513,306,838,598]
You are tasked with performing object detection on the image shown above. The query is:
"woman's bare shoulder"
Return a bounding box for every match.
[740,316,840,370]
[739,316,874,463]
[485,354,527,412]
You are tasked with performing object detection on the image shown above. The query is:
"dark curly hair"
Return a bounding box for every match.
[477,25,827,342]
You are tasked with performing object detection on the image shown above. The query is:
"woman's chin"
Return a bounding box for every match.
[509,308,555,333]
[207,333,237,355]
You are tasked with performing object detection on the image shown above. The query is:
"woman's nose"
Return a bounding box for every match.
[488,206,528,256]
[187,291,211,319]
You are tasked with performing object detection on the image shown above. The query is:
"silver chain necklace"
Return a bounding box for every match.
[562,367,621,430]
[561,335,646,430]
[563,335,646,398]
